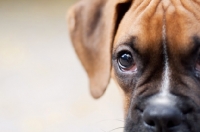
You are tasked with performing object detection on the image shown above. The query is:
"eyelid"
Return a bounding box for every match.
[117,50,132,58]
[113,42,136,52]
[112,46,132,61]
[112,43,139,60]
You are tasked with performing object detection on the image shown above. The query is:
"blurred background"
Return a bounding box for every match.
[0,0,123,132]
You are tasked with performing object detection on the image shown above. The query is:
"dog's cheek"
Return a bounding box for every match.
[112,64,137,93]
[111,69,133,117]
[125,112,146,132]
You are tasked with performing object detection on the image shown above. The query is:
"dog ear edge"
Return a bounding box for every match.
[67,0,132,98]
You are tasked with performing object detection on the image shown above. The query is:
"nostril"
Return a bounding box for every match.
[183,107,194,115]
[146,120,155,127]
[167,121,179,128]
[143,109,157,128]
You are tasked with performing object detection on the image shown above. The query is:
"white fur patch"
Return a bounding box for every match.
[150,15,173,106]
[150,93,176,106]
[160,17,170,96]
[152,94,172,105]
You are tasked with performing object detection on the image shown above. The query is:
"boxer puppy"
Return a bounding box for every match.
[67,0,200,132]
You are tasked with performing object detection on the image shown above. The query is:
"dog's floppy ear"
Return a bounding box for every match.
[67,0,131,98]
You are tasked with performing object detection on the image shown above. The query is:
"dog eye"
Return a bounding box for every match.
[118,52,137,71]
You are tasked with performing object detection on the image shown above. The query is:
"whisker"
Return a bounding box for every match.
[94,118,125,132]
[108,127,124,132]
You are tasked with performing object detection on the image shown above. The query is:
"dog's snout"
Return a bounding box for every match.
[143,104,183,131]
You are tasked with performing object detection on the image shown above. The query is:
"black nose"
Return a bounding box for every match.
[143,104,183,131]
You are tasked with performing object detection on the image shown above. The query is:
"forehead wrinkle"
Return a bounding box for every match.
[137,0,162,20]
[165,0,200,54]
[114,0,166,52]
[179,0,200,21]
[162,0,172,11]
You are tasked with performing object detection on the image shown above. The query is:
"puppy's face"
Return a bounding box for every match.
[68,0,200,132]
[112,1,200,132]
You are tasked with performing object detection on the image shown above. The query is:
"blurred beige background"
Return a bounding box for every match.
[0,0,124,132]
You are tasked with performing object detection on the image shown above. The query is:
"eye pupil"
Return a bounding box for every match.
[119,53,133,68]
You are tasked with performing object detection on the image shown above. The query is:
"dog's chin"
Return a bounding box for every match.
[124,113,200,132]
